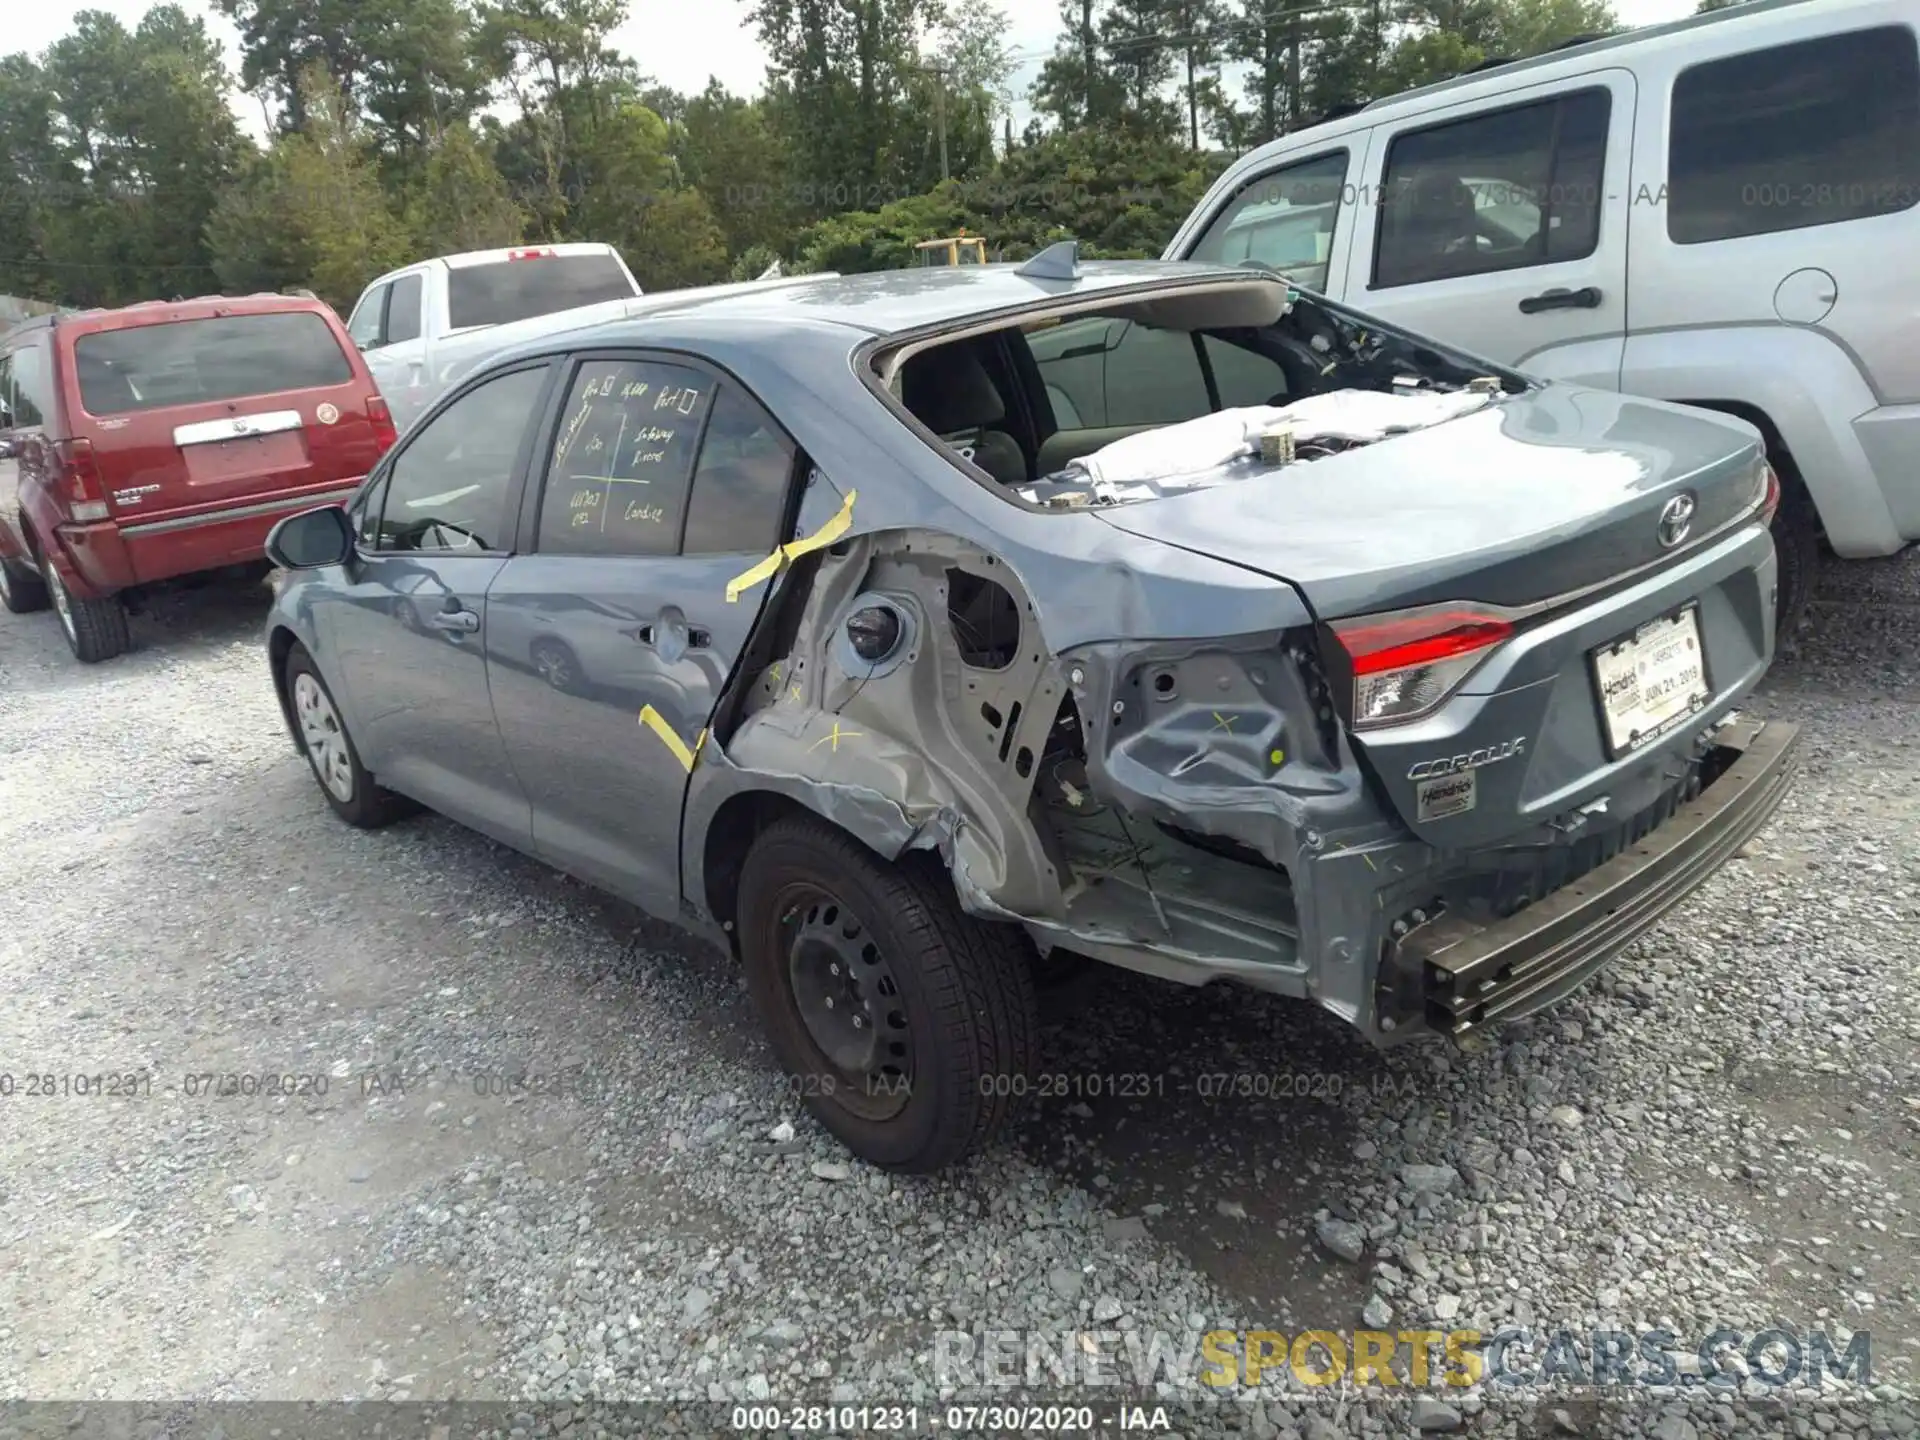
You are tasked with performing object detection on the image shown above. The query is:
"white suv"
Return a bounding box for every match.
[1149,0,1920,630]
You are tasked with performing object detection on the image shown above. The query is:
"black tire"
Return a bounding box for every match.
[0,554,49,614]
[737,815,1039,1173]
[44,563,130,663]
[1769,458,1820,641]
[283,642,415,829]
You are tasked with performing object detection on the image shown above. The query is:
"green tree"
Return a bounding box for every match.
[747,0,946,215]
[1099,0,1179,133]
[475,0,647,235]
[673,82,799,257]
[0,55,80,302]
[1033,0,1126,129]
[31,7,249,306]
[406,122,525,252]
[215,0,489,153]
[207,67,413,310]
[1218,0,1316,143]
[1164,0,1225,149]
[621,188,730,288]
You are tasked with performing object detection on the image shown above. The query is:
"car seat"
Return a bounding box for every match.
[900,344,1027,486]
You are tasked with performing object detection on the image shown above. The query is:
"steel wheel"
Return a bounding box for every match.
[293,671,355,803]
[778,883,914,1120]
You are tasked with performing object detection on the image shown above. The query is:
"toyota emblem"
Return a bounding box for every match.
[1657,492,1696,549]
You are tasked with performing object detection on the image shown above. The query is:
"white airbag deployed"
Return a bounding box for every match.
[1059,390,1495,491]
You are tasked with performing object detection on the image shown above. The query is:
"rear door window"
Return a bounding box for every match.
[1373,88,1611,288]
[72,312,355,417]
[6,345,50,427]
[683,385,798,556]
[536,358,708,558]
[1668,25,1920,244]
[448,253,636,329]
[386,273,424,344]
[373,365,549,553]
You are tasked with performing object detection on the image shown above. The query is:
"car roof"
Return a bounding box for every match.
[53,293,341,339]
[483,259,1260,366]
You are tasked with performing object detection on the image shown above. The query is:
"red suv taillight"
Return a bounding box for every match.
[1332,605,1516,729]
[53,439,110,522]
[367,394,398,454]
[1758,461,1781,525]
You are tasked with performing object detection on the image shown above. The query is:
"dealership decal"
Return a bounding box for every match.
[1416,770,1476,822]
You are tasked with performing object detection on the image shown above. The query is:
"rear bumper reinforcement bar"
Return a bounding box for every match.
[1402,717,1801,1038]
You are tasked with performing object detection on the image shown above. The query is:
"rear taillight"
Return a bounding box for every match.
[508,247,556,260]
[1333,605,1515,729]
[54,439,110,522]
[1758,462,1781,525]
[367,394,398,453]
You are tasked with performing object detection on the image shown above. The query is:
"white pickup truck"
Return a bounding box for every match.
[344,243,818,433]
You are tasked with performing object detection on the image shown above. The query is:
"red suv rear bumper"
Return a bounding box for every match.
[53,482,363,597]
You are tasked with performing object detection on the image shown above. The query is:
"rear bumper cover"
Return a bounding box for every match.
[1398,716,1799,1039]
[54,483,361,596]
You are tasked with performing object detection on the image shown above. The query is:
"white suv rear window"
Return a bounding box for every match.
[73,312,354,417]
[447,254,637,329]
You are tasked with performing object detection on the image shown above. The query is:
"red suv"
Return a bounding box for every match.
[0,294,397,662]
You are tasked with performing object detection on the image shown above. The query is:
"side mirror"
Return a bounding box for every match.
[265,504,353,570]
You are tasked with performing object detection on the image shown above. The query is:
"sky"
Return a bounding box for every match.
[8,0,1700,138]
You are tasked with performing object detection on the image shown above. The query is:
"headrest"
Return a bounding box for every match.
[901,343,1007,434]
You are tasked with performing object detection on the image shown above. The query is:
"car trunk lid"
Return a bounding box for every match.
[1089,386,1767,619]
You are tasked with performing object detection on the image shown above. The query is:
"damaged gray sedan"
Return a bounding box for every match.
[261,251,1800,1172]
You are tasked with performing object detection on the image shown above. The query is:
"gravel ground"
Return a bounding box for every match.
[0,563,1916,1439]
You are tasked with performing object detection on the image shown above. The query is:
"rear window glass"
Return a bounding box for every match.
[447,254,637,330]
[72,312,354,417]
[1667,25,1920,244]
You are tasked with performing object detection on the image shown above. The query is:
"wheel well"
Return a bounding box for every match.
[267,626,303,749]
[698,790,949,945]
[702,791,822,941]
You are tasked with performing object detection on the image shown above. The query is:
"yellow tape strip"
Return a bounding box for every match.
[724,551,783,605]
[638,705,705,773]
[724,488,858,603]
[780,487,858,561]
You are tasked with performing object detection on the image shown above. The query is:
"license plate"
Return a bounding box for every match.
[1591,605,1710,757]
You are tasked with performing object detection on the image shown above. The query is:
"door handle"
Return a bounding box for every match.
[1519,286,1603,314]
[430,608,480,633]
[629,623,709,648]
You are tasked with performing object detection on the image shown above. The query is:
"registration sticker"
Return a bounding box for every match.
[1416,770,1477,822]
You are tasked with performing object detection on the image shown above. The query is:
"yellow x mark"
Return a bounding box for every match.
[809,720,863,754]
